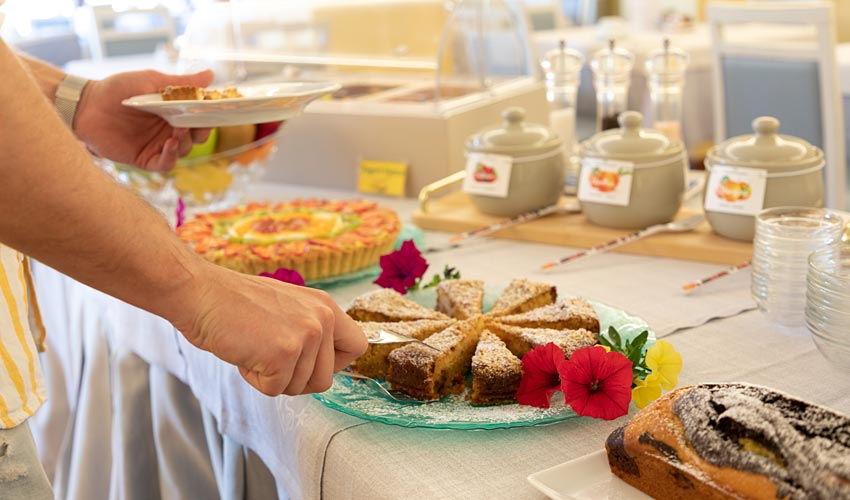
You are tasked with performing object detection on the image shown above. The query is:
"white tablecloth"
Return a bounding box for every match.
[29,182,850,499]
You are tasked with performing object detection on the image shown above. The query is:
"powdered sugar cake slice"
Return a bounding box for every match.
[436,279,484,320]
[387,318,482,401]
[347,289,450,322]
[470,331,523,405]
[495,298,600,333]
[486,322,598,359]
[352,319,456,379]
[487,279,557,317]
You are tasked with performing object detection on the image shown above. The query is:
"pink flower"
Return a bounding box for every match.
[515,343,566,408]
[559,346,633,420]
[259,268,306,286]
[373,240,428,295]
[176,198,186,228]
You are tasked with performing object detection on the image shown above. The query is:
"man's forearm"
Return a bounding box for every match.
[0,41,203,325]
[16,51,67,101]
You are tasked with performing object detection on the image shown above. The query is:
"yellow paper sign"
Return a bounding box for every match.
[357,160,408,197]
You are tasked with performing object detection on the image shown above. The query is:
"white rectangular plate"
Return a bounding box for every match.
[527,450,653,500]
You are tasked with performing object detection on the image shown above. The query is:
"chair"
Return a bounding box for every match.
[707,1,846,209]
[81,5,176,59]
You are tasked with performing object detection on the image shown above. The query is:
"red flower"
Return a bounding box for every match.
[559,346,633,420]
[175,198,186,228]
[515,343,566,408]
[259,268,306,286]
[373,240,428,295]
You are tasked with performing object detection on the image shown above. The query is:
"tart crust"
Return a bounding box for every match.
[177,199,401,281]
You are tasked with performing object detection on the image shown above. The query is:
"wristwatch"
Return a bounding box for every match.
[54,74,90,129]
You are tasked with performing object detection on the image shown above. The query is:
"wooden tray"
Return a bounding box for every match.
[412,191,752,265]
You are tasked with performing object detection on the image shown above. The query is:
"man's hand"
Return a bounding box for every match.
[74,69,215,173]
[173,265,368,396]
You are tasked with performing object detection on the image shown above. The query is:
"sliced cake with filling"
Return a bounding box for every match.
[470,331,523,405]
[495,298,600,333]
[487,279,557,317]
[347,289,450,322]
[436,279,484,320]
[351,319,456,379]
[486,322,598,359]
[386,318,483,400]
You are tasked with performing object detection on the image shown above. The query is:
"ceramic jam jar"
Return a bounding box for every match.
[464,107,565,217]
[703,116,825,241]
[578,111,687,229]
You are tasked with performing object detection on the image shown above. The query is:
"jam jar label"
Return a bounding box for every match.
[578,158,634,206]
[704,165,767,216]
[463,153,513,198]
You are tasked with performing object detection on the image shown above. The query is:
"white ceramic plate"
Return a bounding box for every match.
[122,82,341,127]
[527,450,653,500]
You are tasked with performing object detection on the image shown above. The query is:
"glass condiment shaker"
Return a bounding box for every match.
[645,39,689,143]
[540,40,584,190]
[590,40,635,132]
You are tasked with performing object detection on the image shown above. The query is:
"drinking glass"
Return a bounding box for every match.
[806,242,850,369]
[751,207,844,329]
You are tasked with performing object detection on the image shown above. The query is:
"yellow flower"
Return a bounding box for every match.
[596,344,611,352]
[632,374,662,409]
[644,340,682,391]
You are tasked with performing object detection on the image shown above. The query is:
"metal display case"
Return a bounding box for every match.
[179,0,548,196]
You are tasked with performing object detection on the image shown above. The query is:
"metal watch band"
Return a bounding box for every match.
[54,74,90,129]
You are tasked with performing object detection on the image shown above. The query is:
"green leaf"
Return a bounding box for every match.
[421,274,443,289]
[597,335,614,350]
[631,331,649,351]
[442,265,461,280]
[607,326,622,348]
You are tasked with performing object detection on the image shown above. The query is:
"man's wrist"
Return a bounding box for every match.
[54,74,90,129]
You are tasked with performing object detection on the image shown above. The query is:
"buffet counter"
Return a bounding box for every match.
[29,182,850,500]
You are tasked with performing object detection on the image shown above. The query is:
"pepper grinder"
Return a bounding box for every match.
[645,38,689,142]
[590,39,635,132]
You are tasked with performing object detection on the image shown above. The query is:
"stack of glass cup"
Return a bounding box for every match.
[806,242,850,369]
[751,207,844,329]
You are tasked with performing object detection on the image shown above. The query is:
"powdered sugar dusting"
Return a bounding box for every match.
[316,375,575,428]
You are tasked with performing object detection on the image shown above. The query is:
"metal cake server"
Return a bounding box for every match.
[368,329,441,352]
[338,371,428,404]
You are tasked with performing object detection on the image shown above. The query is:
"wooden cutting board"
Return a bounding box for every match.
[411,191,752,265]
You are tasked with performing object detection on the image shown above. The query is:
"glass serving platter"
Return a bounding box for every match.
[313,287,654,429]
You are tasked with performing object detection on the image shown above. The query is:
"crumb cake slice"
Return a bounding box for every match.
[351,319,456,379]
[347,289,450,322]
[436,279,484,320]
[386,318,482,400]
[160,85,203,101]
[470,331,523,405]
[487,279,557,317]
[495,298,600,333]
[486,323,598,359]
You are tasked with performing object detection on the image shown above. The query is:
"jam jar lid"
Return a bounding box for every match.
[466,107,563,156]
[580,111,684,161]
[707,116,823,169]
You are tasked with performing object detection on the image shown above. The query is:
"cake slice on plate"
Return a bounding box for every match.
[347,289,450,322]
[387,318,483,400]
[436,279,484,320]
[470,331,523,405]
[487,279,557,317]
[495,298,600,333]
[486,323,598,359]
[351,319,456,379]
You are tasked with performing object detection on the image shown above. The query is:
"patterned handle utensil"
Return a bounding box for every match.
[681,261,751,292]
[540,214,705,270]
